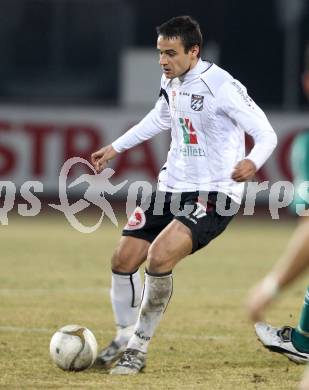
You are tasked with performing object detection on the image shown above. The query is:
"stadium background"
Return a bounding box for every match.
[1,1,309,389]
[0,0,308,203]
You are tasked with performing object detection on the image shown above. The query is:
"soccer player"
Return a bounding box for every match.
[91,15,277,375]
[246,44,309,387]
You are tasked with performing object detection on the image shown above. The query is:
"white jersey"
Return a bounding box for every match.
[112,59,277,203]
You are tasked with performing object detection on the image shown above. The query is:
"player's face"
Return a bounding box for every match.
[157,35,199,79]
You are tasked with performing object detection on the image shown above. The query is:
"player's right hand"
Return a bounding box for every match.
[91,145,118,173]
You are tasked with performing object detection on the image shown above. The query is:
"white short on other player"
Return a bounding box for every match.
[50,324,98,371]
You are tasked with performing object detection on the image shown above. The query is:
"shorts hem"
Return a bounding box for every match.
[122,230,154,243]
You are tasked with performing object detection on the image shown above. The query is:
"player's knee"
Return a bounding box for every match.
[147,245,168,274]
[111,238,147,273]
[111,247,133,273]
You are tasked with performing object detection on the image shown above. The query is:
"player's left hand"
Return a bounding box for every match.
[232,159,257,182]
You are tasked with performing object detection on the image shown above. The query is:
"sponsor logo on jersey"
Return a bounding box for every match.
[191,94,204,111]
[231,81,254,108]
[179,117,198,144]
[178,145,205,157]
[124,206,146,230]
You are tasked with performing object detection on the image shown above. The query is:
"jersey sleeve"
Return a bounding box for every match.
[217,80,277,170]
[112,85,171,153]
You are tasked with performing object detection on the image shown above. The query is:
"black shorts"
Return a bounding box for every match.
[122,191,234,253]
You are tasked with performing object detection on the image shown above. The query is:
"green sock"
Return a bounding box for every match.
[291,287,309,353]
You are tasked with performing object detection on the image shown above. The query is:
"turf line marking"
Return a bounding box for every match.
[0,326,231,341]
[0,287,109,295]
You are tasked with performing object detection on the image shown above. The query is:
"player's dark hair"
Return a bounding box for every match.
[156,16,203,58]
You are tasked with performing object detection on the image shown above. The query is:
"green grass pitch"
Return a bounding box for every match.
[0,214,306,389]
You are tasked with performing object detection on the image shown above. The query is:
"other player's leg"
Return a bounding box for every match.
[255,281,309,364]
[254,219,309,364]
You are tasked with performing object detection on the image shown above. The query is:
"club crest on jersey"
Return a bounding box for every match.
[124,207,146,230]
[191,94,204,111]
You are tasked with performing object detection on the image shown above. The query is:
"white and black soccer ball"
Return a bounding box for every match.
[49,324,98,371]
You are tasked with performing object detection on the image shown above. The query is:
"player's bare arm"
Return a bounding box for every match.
[91,145,118,173]
[247,217,309,322]
[232,159,257,182]
[246,277,278,322]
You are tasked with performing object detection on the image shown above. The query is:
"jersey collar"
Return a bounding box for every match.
[179,59,211,83]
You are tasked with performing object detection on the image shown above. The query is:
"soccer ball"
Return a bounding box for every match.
[49,324,98,371]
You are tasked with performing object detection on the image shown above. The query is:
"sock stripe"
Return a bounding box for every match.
[112,269,139,276]
[164,274,173,314]
[140,282,145,303]
[146,269,172,277]
[129,274,138,308]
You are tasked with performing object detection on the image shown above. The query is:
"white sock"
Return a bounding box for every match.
[110,270,142,345]
[127,271,173,353]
